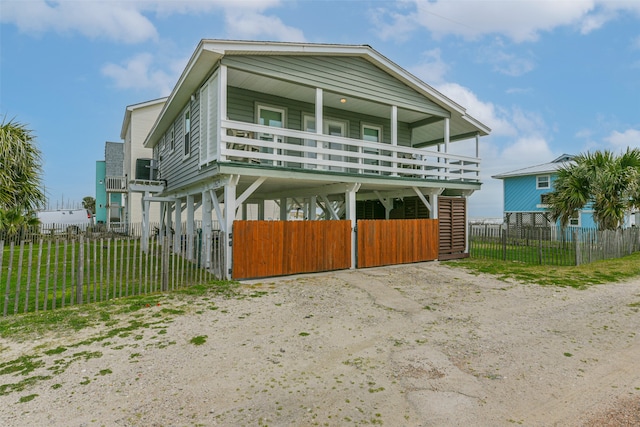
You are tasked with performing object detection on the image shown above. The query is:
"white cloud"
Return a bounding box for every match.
[478,43,537,76]
[102,53,187,95]
[407,48,449,85]
[1,0,159,43]
[469,135,556,217]
[374,0,640,43]
[437,82,516,137]
[1,0,302,43]
[604,129,640,148]
[224,10,306,42]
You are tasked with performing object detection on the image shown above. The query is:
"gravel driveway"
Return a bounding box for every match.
[1,261,639,426]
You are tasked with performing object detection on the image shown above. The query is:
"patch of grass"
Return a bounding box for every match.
[445,251,640,288]
[190,335,208,346]
[18,393,38,403]
[43,346,67,356]
[0,375,52,396]
[97,369,112,376]
[298,332,310,337]
[563,352,573,357]
[0,355,44,376]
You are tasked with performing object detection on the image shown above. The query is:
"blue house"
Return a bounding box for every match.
[492,154,597,229]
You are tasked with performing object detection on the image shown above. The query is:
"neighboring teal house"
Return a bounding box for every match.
[492,154,597,228]
[95,142,124,226]
[95,160,107,224]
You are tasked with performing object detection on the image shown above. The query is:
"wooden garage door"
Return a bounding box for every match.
[357,219,439,268]
[438,197,468,260]
[232,220,351,279]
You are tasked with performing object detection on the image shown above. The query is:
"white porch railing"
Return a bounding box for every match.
[219,120,480,182]
[106,176,127,192]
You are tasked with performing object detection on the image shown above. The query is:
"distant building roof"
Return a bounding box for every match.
[492,154,574,179]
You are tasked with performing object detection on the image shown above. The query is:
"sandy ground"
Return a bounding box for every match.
[1,261,639,426]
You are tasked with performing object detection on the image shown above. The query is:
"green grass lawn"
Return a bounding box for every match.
[469,239,576,266]
[1,238,211,316]
[445,250,640,289]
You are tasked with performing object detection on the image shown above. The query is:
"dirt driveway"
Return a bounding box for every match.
[1,261,639,426]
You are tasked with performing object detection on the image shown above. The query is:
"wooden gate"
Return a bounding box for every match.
[438,197,468,260]
[232,220,351,279]
[357,219,439,268]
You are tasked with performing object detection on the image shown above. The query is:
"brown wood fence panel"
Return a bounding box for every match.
[438,197,468,260]
[232,220,352,279]
[357,219,439,268]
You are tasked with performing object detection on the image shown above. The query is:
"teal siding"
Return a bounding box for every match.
[503,173,597,228]
[95,161,107,224]
[503,175,551,212]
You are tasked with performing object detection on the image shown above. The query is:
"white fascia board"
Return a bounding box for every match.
[120,97,168,140]
[144,41,222,149]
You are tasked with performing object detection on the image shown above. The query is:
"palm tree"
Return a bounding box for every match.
[0,117,46,212]
[0,207,40,241]
[82,196,96,214]
[547,148,640,230]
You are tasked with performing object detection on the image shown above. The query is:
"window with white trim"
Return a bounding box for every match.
[169,125,175,152]
[537,175,550,189]
[569,211,580,227]
[184,108,191,157]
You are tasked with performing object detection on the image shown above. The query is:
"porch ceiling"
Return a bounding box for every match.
[228,68,481,147]
[228,68,425,123]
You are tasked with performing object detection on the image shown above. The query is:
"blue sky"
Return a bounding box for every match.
[1,0,639,218]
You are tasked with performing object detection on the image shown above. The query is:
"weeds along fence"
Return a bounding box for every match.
[0,232,225,317]
[470,224,640,266]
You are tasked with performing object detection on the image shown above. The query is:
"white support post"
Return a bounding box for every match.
[309,196,317,220]
[186,195,195,260]
[217,64,228,162]
[280,197,288,221]
[391,105,398,176]
[412,187,432,213]
[201,190,213,269]
[475,132,480,179]
[316,88,323,166]
[223,179,237,280]
[444,117,450,177]
[374,190,394,219]
[159,202,166,243]
[210,189,224,232]
[320,195,340,220]
[174,200,182,254]
[141,191,151,252]
[430,190,441,219]
[345,183,360,269]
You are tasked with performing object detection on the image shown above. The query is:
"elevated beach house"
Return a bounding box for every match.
[492,154,597,229]
[134,40,490,279]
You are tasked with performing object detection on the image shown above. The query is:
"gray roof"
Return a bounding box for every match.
[492,154,574,179]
